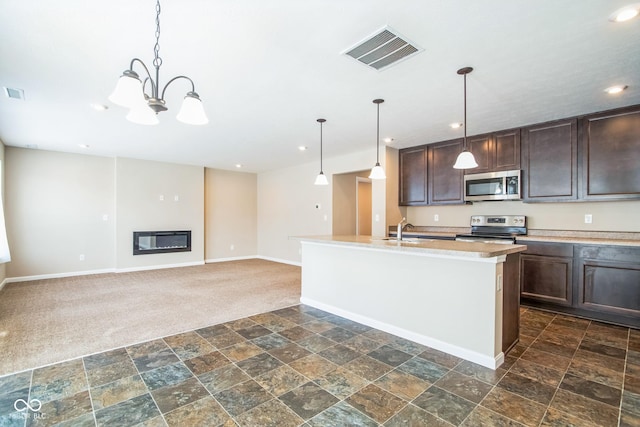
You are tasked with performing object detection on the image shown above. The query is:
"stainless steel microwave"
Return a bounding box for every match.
[464,170,521,201]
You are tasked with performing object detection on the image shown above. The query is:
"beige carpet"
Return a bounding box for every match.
[0,259,301,377]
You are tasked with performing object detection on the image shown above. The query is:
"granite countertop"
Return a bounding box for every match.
[295,235,527,258]
[389,227,640,247]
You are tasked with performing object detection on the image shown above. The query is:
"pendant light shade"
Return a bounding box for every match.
[109,70,145,108]
[369,99,386,180]
[176,92,209,125]
[314,118,329,186]
[453,67,479,169]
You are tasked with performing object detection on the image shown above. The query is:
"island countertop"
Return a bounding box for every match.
[295,235,527,259]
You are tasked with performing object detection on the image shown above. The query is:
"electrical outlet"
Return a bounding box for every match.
[230,244,234,251]
[79,254,85,261]
[585,214,593,224]
[434,214,439,222]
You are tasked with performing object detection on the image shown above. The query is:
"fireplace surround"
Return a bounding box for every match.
[133,230,191,255]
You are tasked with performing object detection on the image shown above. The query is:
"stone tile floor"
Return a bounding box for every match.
[1,305,639,426]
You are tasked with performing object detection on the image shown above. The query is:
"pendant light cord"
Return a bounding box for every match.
[319,120,323,172]
[376,102,380,163]
[463,72,467,149]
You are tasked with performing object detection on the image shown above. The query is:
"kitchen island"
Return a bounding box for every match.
[296,236,527,369]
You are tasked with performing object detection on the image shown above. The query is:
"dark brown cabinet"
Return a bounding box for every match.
[428,139,464,205]
[580,106,640,200]
[576,245,640,322]
[399,147,427,206]
[519,240,640,329]
[520,241,573,306]
[521,119,578,202]
[399,140,465,206]
[466,129,520,174]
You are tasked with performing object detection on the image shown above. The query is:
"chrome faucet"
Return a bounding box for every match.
[397,217,406,241]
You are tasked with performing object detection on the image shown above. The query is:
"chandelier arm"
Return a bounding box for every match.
[129,58,157,97]
[160,75,196,100]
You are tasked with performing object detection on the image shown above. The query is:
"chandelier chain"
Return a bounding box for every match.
[153,0,162,68]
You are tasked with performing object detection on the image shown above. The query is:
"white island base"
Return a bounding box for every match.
[299,238,525,369]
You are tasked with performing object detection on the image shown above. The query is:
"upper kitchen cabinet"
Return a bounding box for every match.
[399,146,428,206]
[521,118,578,202]
[428,139,465,205]
[466,129,520,174]
[580,106,640,200]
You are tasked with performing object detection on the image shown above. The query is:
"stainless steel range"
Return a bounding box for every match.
[455,215,527,244]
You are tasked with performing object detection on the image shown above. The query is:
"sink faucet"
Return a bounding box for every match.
[397,217,406,241]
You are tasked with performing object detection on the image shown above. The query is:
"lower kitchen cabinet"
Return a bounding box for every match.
[520,242,573,306]
[576,245,640,323]
[518,241,640,329]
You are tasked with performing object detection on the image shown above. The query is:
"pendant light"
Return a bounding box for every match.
[314,118,329,185]
[369,99,386,180]
[453,67,479,169]
[109,0,208,125]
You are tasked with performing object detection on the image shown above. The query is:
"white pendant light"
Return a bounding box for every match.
[110,0,208,125]
[108,70,145,108]
[126,101,159,126]
[453,67,479,169]
[314,118,329,186]
[176,92,209,125]
[369,99,387,180]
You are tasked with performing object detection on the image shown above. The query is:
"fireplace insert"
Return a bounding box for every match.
[133,230,191,255]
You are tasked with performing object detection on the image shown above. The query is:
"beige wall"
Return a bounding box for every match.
[0,141,6,285]
[407,200,640,232]
[257,147,387,264]
[4,149,208,279]
[205,168,257,261]
[115,157,205,271]
[5,148,116,278]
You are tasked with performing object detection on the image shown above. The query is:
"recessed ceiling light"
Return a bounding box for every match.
[90,103,109,111]
[450,122,463,129]
[298,146,308,151]
[383,137,394,144]
[609,4,640,22]
[605,85,628,95]
[235,164,242,168]
[78,144,90,149]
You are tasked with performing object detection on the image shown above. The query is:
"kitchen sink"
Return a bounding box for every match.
[372,238,423,244]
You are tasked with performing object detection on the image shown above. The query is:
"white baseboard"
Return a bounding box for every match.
[300,297,504,370]
[6,268,117,283]
[257,255,301,267]
[115,260,204,273]
[0,277,7,292]
[205,255,257,263]
[5,261,208,282]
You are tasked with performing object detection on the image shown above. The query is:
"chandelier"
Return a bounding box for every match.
[108,0,208,125]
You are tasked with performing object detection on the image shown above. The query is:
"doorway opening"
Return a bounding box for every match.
[332,170,372,236]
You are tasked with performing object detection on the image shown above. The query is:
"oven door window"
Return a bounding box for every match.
[466,178,504,197]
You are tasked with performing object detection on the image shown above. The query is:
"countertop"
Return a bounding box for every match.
[390,227,640,247]
[295,235,527,258]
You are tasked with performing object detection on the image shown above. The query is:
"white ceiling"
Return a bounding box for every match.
[0,1,639,173]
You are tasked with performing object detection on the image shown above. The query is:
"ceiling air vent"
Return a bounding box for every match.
[3,87,25,100]
[343,26,422,71]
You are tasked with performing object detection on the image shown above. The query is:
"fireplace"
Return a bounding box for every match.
[133,230,191,255]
